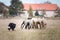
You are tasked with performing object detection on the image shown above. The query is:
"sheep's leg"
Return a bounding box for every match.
[21,24,24,29]
[41,21,44,28]
[39,22,41,29]
[35,22,38,29]
[32,24,35,29]
[25,25,28,29]
[28,25,31,29]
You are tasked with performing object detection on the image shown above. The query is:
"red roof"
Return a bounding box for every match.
[24,4,58,11]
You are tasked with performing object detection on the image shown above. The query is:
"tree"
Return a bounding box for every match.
[9,0,24,16]
[28,6,33,17]
[54,8,60,17]
[35,10,39,16]
[9,6,15,16]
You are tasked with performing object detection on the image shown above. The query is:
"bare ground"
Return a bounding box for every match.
[0,18,60,40]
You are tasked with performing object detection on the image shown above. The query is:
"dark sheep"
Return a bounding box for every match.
[35,21,41,29]
[21,21,25,29]
[25,22,31,29]
[21,21,31,29]
[8,23,16,31]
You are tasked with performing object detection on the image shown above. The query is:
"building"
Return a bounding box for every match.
[0,2,9,17]
[23,3,59,17]
[0,1,60,18]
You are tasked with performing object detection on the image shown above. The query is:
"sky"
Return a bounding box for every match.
[0,0,60,7]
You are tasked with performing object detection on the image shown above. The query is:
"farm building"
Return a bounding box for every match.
[0,2,9,18]
[0,1,60,18]
[22,1,60,18]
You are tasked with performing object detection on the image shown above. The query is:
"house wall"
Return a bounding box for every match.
[21,10,55,18]
[45,11,55,17]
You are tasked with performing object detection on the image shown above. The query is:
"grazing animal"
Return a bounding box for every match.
[21,17,47,29]
[8,23,16,31]
[21,18,32,29]
[41,17,47,28]
[21,21,25,29]
[31,18,41,29]
[25,22,31,29]
[31,17,47,29]
[35,21,41,29]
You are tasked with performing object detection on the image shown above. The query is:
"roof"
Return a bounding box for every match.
[0,2,9,9]
[24,4,58,11]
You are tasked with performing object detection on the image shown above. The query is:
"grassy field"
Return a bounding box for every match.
[0,18,60,40]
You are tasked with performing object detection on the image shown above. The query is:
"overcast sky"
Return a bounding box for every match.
[0,0,60,7]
